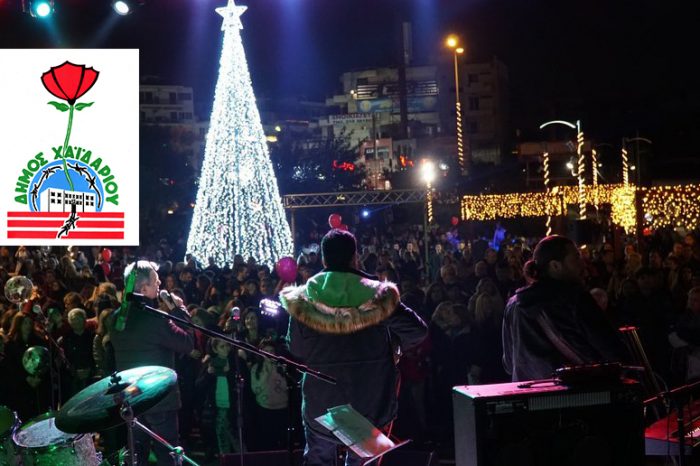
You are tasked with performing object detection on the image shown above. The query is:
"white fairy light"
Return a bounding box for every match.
[186,0,293,267]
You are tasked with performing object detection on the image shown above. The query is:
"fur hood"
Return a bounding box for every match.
[279,271,399,334]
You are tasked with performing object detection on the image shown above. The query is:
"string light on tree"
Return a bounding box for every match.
[186,0,293,267]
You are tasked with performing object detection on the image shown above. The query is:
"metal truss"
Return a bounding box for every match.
[283,189,427,209]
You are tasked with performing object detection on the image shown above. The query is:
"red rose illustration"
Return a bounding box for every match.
[41,61,99,105]
[41,61,100,192]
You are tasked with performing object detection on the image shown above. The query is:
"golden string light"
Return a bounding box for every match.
[591,149,599,209]
[542,151,552,235]
[621,147,629,186]
[456,101,464,174]
[461,184,700,232]
[610,185,637,233]
[591,149,598,187]
[427,184,434,224]
[641,184,700,230]
[577,131,586,220]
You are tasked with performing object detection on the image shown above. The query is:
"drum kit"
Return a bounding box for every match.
[1,276,198,466]
[0,365,194,465]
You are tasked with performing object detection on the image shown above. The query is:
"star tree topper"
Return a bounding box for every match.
[216,0,247,31]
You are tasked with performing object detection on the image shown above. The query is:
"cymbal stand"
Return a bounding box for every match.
[119,399,199,466]
[32,303,68,410]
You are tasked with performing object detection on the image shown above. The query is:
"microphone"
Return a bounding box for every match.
[159,289,177,310]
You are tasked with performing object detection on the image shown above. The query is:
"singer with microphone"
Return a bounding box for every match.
[109,260,194,465]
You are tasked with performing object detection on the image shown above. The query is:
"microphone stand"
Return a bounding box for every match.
[283,365,301,466]
[128,299,337,465]
[30,302,69,411]
[231,321,246,462]
[127,299,336,385]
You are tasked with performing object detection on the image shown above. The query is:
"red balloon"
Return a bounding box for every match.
[451,216,459,226]
[101,248,112,262]
[276,257,298,283]
[339,224,349,231]
[328,213,342,229]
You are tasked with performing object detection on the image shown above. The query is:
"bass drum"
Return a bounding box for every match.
[0,406,20,465]
[13,412,100,466]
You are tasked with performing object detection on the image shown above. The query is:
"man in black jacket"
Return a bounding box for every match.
[110,260,194,465]
[502,235,626,382]
[280,229,427,466]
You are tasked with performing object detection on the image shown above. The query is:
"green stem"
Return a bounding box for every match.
[61,105,75,192]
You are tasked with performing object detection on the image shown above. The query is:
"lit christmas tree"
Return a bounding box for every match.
[186,0,293,266]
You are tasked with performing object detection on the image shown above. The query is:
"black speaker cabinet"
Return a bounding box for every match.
[453,380,644,466]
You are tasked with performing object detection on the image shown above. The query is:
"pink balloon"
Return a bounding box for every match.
[101,248,112,262]
[328,213,342,229]
[451,216,459,226]
[276,257,298,283]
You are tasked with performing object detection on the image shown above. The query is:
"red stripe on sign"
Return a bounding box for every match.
[7,220,125,229]
[64,231,125,239]
[7,231,124,240]
[8,220,64,228]
[7,212,125,218]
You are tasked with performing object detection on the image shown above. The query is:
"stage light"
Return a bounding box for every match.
[361,209,370,219]
[113,0,130,15]
[420,160,436,185]
[27,0,53,18]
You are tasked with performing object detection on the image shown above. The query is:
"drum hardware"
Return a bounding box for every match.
[4,275,67,410]
[12,411,99,466]
[55,365,198,466]
[0,406,20,465]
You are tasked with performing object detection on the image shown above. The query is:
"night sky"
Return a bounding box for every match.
[1,0,697,162]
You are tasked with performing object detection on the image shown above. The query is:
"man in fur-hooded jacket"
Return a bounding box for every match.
[280,229,427,466]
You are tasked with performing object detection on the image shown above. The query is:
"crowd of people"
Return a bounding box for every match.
[0,221,699,460]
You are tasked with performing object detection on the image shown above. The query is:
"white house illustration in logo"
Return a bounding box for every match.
[40,188,97,213]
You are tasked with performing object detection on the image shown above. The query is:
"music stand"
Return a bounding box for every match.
[315,404,410,465]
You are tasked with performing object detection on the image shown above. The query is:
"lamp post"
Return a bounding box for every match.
[421,160,436,267]
[622,136,652,185]
[540,119,586,220]
[445,35,466,176]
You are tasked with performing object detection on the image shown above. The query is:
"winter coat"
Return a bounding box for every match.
[280,268,427,439]
[109,299,194,412]
[502,278,626,382]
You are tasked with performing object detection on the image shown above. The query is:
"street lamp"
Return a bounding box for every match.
[421,160,436,267]
[445,34,466,175]
[540,119,587,220]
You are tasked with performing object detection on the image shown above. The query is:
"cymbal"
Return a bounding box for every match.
[55,365,177,433]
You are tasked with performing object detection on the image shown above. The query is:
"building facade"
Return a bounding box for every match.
[439,57,509,165]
